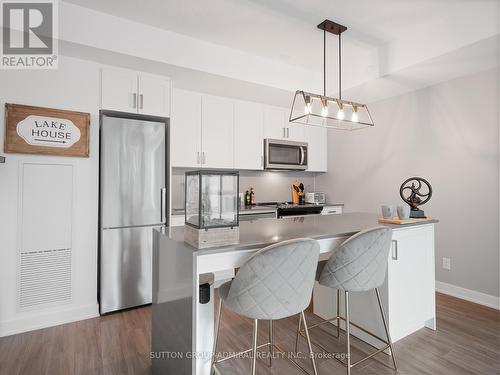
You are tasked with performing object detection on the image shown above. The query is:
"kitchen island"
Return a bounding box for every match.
[152,213,437,375]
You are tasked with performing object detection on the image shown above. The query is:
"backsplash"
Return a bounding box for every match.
[171,169,318,210]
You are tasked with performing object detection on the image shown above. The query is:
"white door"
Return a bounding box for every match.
[171,89,202,168]
[388,225,435,341]
[263,106,287,140]
[101,68,138,113]
[305,125,327,172]
[138,74,171,117]
[234,101,264,170]
[201,95,234,169]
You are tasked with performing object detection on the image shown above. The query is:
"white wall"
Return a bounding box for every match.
[316,68,500,298]
[0,56,100,336]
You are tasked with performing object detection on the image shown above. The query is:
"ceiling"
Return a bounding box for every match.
[61,0,499,103]
[63,0,497,68]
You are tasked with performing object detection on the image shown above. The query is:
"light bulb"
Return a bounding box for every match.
[320,98,328,117]
[304,96,312,114]
[337,108,345,120]
[352,106,359,122]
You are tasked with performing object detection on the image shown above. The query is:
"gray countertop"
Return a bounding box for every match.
[158,212,438,255]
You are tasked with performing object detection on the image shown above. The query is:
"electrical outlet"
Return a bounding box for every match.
[442,257,451,270]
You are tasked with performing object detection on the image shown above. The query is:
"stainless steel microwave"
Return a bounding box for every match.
[264,139,308,170]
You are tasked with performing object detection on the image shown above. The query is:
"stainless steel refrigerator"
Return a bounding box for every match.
[99,112,168,314]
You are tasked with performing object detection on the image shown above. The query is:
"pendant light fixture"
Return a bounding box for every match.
[289,20,374,130]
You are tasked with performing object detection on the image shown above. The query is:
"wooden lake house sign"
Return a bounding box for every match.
[4,103,90,157]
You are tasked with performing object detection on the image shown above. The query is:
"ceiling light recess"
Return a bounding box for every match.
[289,19,374,130]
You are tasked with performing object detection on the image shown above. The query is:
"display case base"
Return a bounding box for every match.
[184,225,240,249]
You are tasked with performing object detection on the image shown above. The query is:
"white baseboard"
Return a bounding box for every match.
[436,281,500,310]
[0,303,99,337]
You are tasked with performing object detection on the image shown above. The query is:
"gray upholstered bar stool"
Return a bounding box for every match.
[296,227,398,375]
[211,238,321,375]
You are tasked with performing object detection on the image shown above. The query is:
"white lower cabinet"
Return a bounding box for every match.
[387,224,436,339]
[234,101,264,170]
[313,224,436,347]
[170,215,185,227]
[305,125,327,172]
[321,205,343,215]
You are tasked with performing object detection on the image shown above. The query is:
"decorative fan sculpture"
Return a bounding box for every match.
[400,177,432,218]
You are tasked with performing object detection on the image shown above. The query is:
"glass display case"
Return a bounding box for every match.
[185,170,239,229]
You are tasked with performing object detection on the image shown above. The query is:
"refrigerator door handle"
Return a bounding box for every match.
[160,187,167,223]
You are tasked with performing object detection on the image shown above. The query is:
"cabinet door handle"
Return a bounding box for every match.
[286,128,290,138]
[139,94,144,109]
[391,240,398,260]
[202,152,206,164]
[197,152,200,164]
[132,93,137,108]
[283,127,286,138]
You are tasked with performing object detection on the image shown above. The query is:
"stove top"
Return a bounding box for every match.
[256,202,323,217]
[256,201,322,208]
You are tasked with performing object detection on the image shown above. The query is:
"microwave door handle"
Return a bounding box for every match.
[299,147,305,165]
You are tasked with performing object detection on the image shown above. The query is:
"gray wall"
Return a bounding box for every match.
[316,68,500,297]
[171,169,320,210]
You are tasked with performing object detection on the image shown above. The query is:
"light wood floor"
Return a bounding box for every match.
[0,293,498,375]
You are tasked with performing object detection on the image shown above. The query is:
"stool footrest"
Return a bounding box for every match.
[214,342,271,363]
[298,315,393,370]
[213,342,316,375]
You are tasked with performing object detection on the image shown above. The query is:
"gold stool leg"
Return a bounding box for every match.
[301,311,319,375]
[251,319,258,375]
[336,289,341,338]
[211,298,223,375]
[294,313,302,352]
[375,288,399,373]
[345,291,351,375]
[269,320,273,367]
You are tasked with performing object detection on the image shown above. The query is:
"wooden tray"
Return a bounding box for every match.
[378,217,433,225]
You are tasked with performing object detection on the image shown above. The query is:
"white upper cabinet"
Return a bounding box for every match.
[201,95,234,169]
[101,68,138,113]
[305,125,328,172]
[170,90,327,172]
[263,105,304,141]
[234,101,264,170]
[138,73,171,117]
[101,67,171,117]
[171,89,202,168]
[287,122,305,142]
[263,105,287,140]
